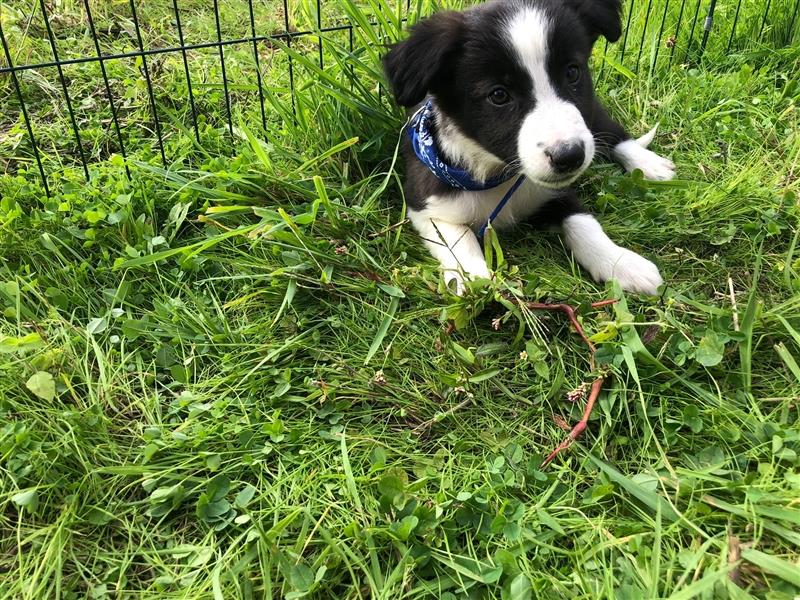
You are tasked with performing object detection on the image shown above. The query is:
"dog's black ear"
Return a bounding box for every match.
[382,11,465,107]
[568,0,623,42]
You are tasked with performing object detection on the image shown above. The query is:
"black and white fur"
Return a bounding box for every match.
[383,0,675,294]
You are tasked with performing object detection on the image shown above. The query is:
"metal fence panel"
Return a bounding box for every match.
[0,0,796,196]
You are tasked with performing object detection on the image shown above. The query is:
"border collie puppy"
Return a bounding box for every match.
[382,0,675,295]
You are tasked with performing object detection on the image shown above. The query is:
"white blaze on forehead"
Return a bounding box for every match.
[506,6,595,185]
[507,7,556,100]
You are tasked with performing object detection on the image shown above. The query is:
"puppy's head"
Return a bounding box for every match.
[383,0,622,188]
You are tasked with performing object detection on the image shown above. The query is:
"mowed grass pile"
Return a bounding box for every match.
[2,0,800,597]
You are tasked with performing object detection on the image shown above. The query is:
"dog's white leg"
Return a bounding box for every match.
[408,211,490,294]
[562,214,663,295]
[612,125,676,181]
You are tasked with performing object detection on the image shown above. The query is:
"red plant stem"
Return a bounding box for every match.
[523,302,596,356]
[590,299,618,309]
[541,377,603,467]
[519,298,616,467]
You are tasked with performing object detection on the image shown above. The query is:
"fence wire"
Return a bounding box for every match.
[0,0,797,197]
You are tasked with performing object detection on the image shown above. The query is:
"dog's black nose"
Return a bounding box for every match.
[545,142,585,174]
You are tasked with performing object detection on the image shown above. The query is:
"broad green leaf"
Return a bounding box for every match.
[206,475,231,503]
[289,563,315,592]
[235,484,257,508]
[601,53,635,79]
[197,498,231,520]
[475,342,508,357]
[150,484,183,503]
[378,473,406,497]
[533,360,550,379]
[87,317,108,334]
[505,573,532,600]
[390,515,419,541]
[12,490,38,511]
[85,507,114,525]
[451,342,475,365]
[696,330,726,367]
[26,371,55,401]
[467,368,502,383]
[0,333,44,354]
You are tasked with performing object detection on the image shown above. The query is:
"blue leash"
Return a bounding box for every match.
[478,174,526,240]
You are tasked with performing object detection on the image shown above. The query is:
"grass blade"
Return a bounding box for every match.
[667,565,738,599]
[702,496,800,546]
[774,343,800,383]
[741,549,800,587]
[586,453,679,523]
[364,296,399,365]
[340,430,384,590]
[429,551,503,584]
[739,255,763,393]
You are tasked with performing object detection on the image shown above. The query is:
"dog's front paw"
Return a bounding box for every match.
[627,148,676,181]
[443,262,491,295]
[614,139,676,181]
[606,249,663,295]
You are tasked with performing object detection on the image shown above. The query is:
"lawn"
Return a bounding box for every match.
[1,0,800,598]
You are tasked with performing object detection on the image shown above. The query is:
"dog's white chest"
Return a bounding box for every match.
[419,178,558,231]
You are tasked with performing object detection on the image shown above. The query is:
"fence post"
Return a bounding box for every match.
[212,0,234,140]
[173,0,202,144]
[699,0,719,57]
[39,0,91,181]
[129,0,167,167]
[84,0,131,181]
[0,20,51,197]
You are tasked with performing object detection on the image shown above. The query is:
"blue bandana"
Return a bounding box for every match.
[407,99,526,237]
[408,99,515,191]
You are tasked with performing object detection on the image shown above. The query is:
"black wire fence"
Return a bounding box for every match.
[1,0,798,198]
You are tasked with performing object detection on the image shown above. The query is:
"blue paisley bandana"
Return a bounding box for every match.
[407,99,515,191]
[407,99,526,238]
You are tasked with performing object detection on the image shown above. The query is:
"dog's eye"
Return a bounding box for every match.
[488,87,510,106]
[566,64,581,84]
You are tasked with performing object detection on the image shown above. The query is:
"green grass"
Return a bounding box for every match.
[2,0,800,598]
